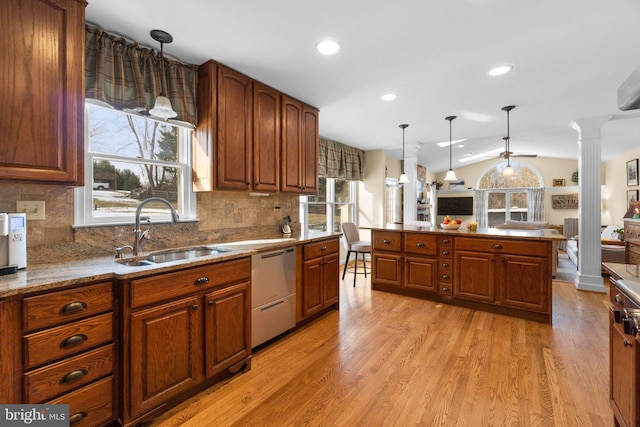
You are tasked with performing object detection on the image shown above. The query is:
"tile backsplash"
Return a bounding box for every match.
[0,184,300,263]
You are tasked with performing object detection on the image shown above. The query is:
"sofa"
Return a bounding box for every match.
[494,220,559,277]
[564,219,626,268]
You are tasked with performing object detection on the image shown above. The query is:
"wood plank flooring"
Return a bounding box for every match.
[151,273,613,427]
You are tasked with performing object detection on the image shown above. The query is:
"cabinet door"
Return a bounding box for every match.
[281,95,303,193]
[455,250,495,302]
[322,253,339,307]
[499,254,549,313]
[217,65,252,189]
[610,320,639,427]
[0,0,85,184]
[301,104,319,194]
[205,282,251,378]
[372,253,402,287]
[130,296,203,419]
[193,60,217,192]
[405,256,438,293]
[253,82,280,192]
[302,257,324,317]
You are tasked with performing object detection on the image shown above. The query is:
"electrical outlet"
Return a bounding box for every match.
[17,201,45,220]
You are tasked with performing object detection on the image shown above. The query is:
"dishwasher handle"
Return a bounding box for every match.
[261,251,285,259]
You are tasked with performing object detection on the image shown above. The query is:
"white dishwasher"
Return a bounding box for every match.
[251,247,296,347]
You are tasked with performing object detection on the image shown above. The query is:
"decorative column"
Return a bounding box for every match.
[403,142,419,225]
[570,116,610,293]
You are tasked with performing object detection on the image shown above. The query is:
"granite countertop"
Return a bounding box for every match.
[603,262,640,306]
[373,224,566,241]
[0,231,341,298]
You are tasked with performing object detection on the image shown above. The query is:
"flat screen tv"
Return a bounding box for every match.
[437,196,474,216]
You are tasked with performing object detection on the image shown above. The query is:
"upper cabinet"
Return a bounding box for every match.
[281,95,319,194]
[193,61,319,193]
[0,0,85,185]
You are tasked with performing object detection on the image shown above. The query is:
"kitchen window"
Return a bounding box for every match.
[300,177,356,233]
[74,102,197,226]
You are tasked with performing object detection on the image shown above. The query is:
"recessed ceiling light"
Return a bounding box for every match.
[381,93,398,101]
[317,39,341,55]
[488,65,513,76]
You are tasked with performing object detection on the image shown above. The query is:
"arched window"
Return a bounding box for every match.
[476,161,545,227]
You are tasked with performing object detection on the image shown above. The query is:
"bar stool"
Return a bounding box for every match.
[341,222,371,287]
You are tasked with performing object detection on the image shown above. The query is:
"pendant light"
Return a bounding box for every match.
[149,29,178,119]
[398,124,409,183]
[444,116,458,181]
[501,105,515,177]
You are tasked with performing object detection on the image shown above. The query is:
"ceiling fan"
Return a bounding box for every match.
[497,105,537,160]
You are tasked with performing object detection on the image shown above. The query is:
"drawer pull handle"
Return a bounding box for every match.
[321,245,327,251]
[442,251,450,255]
[383,239,391,244]
[61,301,87,314]
[442,275,450,279]
[442,263,449,267]
[61,334,88,348]
[442,239,450,243]
[615,294,623,304]
[492,244,503,249]
[194,276,210,286]
[442,287,450,292]
[61,368,87,384]
[417,242,425,247]
[69,411,87,424]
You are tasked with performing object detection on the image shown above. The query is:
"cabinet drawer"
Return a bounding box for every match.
[624,221,640,242]
[372,231,402,252]
[439,283,453,296]
[438,236,454,247]
[404,233,437,255]
[455,237,548,257]
[23,282,113,332]
[130,257,251,308]
[24,313,113,369]
[48,375,114,427]
[303,238,339,260]
[24,345,114,403]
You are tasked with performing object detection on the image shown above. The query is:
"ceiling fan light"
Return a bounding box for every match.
[444,169,458,181]
[502,164,515,177]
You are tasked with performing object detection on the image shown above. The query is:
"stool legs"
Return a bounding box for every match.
[342,250,352,279]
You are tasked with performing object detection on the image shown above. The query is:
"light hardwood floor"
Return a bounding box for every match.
[151,273,613,427]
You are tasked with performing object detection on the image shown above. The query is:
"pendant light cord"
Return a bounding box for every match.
[449,119,453,170]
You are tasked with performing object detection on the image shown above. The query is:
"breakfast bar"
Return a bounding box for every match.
[371,225,565,323]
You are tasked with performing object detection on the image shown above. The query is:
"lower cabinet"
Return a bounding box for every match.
[405,256,437,292]
[124,258,251,425]
[299,237,340,320]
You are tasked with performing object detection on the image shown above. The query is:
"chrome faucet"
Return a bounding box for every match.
[133,197,180,256]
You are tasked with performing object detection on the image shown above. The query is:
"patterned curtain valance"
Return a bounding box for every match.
[85,25,199,126]
[318,137,365,181]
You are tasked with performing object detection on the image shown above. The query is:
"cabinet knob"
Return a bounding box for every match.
[623,339,633,347]
[194,276,210,286]
[442,275,450,279]
[442,287,450,292]
[192,304,199,310]
[383,239,391,244]
[492,244,503,249]
[321,245,327,251]
[442,263,449,267]
[615,293,623,304]
[208,300,215,306]
[417,242,425,247]
[61,334,88,348]
[442,239,450,243]
[61,301,87,314]
[442,251,449,255]
[61,368,87,384]
[69,412,87,425]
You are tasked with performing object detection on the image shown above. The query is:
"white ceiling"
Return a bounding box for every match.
[86,0,640,174]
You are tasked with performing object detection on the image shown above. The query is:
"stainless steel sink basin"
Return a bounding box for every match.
[146,246,233,263]
[115,246,234,267]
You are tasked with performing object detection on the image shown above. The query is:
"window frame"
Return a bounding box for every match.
[74,103,197,227]
[300,178,357,233]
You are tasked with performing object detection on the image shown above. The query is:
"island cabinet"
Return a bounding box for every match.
[122,257,251,426]
[281,95,319,194]
[404,233,438,292]
[298,237,340,322]
[3,281,117,427]
[372,231,403,288]
[624,220,640,265]
[0,0,85,185]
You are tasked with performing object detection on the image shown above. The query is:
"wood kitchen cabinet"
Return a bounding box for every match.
[281,95,319,194]
[404,233,438,293]
[299,238,340,321]
[0,0,85,184]
[372,231,403,288]
[253,81,281,192]
[123,258,251,425]
[624,220,640,265]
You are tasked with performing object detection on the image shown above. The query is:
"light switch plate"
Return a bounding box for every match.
[17,201,45,220]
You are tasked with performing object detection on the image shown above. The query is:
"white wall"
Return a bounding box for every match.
[604,146,640,227]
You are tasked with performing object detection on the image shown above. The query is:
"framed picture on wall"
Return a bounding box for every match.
[553,179,565,187]
[628,190,638,207]
[627,159,638,186]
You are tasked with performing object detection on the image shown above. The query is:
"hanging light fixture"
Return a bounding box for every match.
[398,124,409,183]
[501,105,515,177]
[444,116,458,181]
[149,29,178,119]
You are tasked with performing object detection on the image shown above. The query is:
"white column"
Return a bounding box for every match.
[571,116,610,293]
[403,143,419,225]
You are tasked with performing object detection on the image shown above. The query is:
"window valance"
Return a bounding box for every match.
[85,25,199,126]
[318,137,365,181]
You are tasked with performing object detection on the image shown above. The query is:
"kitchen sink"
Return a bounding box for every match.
[115,246,234,266]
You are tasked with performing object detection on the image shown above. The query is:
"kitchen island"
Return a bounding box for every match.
[371,225,565,323]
